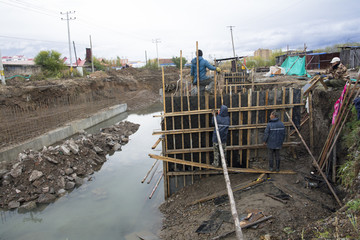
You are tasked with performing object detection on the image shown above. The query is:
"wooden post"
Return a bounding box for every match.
[213,113,244,240]
[332,145,336,183]
[308,92,314,152]
[285,112,342,206]
[161,66,169,198]
[141,160,158,183]
[214,58,217,108]
[196,41,200,107]
[180,50,183,109]
[149,174,163,199]
[252,68,255,91]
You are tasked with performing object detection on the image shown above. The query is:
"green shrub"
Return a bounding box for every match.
[34,50,67,77]
[339,106,360,188]
[172,56,187,69]
[143,59,159,69]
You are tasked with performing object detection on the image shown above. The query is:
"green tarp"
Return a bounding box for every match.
[281,56,307,76]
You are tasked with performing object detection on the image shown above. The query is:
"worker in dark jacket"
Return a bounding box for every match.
[263,111,285,171]
[212,105,230,167]
[191,49,221,95]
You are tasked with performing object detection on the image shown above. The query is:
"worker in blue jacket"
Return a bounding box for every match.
[212,105,230,167]
[191,49,221,95]
[263,111,285,172]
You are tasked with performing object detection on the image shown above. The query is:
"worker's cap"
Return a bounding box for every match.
[330,57,340,64]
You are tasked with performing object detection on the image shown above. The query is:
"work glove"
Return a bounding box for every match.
[216,67,221,73]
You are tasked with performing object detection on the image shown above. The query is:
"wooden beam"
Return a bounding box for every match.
[164,142,301,155]
[153,103,305,118]
[190,176,266,205]
[153,122,296,135]
[149,154,296,174]
[167,170,223,176]
[151,138,162,149]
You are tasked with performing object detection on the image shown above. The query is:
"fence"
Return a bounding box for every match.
[0,89,124,149]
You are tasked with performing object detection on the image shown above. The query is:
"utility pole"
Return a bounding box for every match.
[61,11,76,73]
[227,26,236,57]
[145,50,148,65]
[89,35,94,73]
[73,41,78,67]
[152,38,161,68]
[0,49,6,85]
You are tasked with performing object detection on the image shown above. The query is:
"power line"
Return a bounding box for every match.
[0,0,58,18]
[0,0,152,45]
[0,35,87,46]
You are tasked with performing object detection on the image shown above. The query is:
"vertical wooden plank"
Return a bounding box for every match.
[205,94,210,167]
[226,79,228,94]
[239,92,243,166]
[171,95,177,189]
[265,90,269,123]
[196,41,200,107]
[187,93,194,185]
[255,91,259,158]
[252,69,255,91]
[180,50,183,104]
[161,67,169,198]
[247,89,252,168]
[282,87,286,122]
[230,93,233,167]
[309,92,314,152]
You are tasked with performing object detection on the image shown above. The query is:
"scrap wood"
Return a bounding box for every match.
[265,193,287,204]
[189,173,267,205]
[151,137,162,149]
[241,215,272,229]
[211,215,273,240]
[303,75,328,95]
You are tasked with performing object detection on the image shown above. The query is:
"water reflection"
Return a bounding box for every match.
[0,104,164,240]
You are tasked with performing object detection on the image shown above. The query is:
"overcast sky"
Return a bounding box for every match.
[1,0,359,63]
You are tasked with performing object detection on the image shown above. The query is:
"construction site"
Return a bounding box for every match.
[0,50,360,239]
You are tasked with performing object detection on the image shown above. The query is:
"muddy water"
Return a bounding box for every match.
[0,104,164,240]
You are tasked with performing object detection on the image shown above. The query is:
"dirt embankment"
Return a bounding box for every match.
[0,67,180,111]
[0,68,180,150]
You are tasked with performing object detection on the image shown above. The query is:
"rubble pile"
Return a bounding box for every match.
[0,121,139,211]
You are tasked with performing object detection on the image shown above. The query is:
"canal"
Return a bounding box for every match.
[0,104,164,240]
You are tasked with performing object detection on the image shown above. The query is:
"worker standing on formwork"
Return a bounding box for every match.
[191,49,221,95]
[323,57,350,89]
[212,105,230,167]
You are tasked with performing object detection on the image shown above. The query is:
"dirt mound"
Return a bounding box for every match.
[0,121,139,211]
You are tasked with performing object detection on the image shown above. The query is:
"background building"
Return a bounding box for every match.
[254,48,272,60]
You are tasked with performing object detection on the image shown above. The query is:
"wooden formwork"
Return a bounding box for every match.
[152,87,304,198]
[224,71,249,93]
